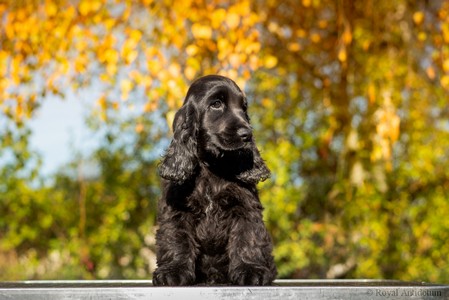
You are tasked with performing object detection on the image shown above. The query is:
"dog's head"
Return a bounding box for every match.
[159,75,270,184]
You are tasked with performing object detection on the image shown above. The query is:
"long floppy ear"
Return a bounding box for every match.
[159,103,198,184]
[237,143,271,184]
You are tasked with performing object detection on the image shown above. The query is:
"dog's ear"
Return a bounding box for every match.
[159,102,198,184]
[237,144,271,184]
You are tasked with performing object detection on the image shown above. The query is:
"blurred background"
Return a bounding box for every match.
[1,0,449,282]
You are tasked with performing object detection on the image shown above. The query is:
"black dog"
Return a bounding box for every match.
[152,75,276,286]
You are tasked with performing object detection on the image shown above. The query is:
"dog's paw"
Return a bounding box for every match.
[152,268,195,286]
[230,266,275,286]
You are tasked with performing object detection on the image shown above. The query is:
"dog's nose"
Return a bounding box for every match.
[237,128,252,142]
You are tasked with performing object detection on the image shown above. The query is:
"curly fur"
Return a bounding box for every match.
[153,75,276,286]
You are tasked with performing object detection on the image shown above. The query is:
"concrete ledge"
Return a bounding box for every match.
[0,280,448,299]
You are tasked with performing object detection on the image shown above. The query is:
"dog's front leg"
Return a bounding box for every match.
[227,215,277,286]
[152,215,198,286]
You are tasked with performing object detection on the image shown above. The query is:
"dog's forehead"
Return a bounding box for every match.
[188,75,244,100]
[206,81,242,97]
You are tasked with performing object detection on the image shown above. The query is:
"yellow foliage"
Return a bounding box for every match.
[441,75,449,90]
[302,0,312,8]
[185,44,199,56]
[310,33,321,43]
[426,66,436,80]
[226,13,241,29]
[78,0,102,16]
[413,11,424,25]
[264,55,278,69]
[443,59,449,73]
[143,100,157,113]
[442,23,449,43]
[368,83,376,103]
[45,2,58,17]
[342,25,352,45]
[0,0,276,123]
[191,23,213,39]
[371,92,401,164]
[120,79,133,101]
[168,64,181,78]
[287,42,301,52]
[262,98,275,109]
[135,123,144,133]
[97,94,107,110]
[337,47,347,63]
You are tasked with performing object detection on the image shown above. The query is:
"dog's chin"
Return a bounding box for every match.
[202,143,254,179]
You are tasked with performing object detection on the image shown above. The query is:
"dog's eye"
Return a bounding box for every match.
[210,100,223,109]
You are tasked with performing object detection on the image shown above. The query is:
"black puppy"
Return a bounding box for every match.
[153,75,276,286]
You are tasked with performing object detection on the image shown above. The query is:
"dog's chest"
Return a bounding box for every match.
[193,188,235,253]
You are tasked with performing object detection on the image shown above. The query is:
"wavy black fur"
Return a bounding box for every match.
[153,75,276,286]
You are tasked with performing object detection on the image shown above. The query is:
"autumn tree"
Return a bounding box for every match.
[253,0,449,280]
[1,0,449,281]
